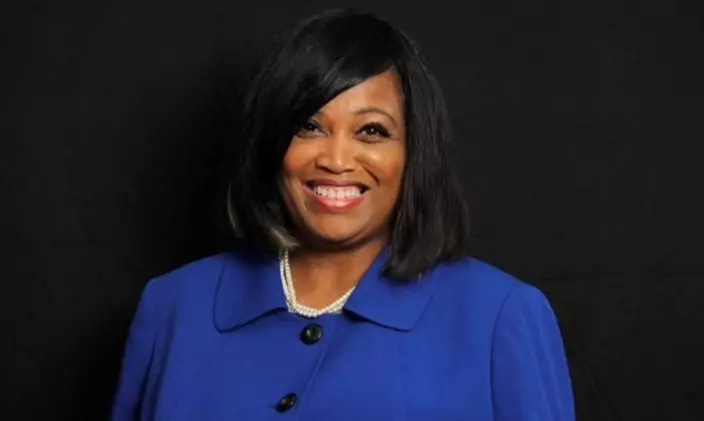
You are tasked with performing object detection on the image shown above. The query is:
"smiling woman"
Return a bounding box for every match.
[282,71,405,252]
[226,9,471,281]
[112,8,574,421]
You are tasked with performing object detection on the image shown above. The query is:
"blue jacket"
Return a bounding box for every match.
[112,248,574,420]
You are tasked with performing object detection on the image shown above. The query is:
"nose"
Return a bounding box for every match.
[315,134,356,174]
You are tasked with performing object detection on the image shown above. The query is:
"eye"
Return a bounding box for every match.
[358,123,391,138]
[297,119,323,137]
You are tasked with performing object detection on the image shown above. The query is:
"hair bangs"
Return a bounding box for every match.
[281,13,400,139]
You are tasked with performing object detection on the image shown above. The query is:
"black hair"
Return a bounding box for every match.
[227,8,471,279]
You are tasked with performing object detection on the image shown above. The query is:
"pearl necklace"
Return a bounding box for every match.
[279,249,355,318]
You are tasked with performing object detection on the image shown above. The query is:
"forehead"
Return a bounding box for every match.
[318,70,404,116]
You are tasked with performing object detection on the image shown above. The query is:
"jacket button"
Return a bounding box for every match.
[300,323,323,345]
[275,393,297,412]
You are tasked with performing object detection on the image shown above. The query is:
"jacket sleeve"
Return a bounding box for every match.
[111,281,158,421]
[491,285,575,421]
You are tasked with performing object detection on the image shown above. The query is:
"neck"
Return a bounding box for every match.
[287,237,387,304]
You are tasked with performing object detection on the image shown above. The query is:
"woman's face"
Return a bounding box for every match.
[282,70,406,249]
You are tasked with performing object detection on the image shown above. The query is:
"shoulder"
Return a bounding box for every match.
[139,249,256,315]
[146,252,227,295]
[148,248,260,287]
[431,256,543,301]
[433,258,562,346]
[427,256,553,323]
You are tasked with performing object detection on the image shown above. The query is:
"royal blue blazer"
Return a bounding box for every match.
[112,248,574,420]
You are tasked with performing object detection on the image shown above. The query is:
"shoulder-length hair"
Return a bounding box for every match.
[227,8,471,279]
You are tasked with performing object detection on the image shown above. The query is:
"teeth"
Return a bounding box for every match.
[313,185,363,199]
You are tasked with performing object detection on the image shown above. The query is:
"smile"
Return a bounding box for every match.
[313,185,363,199]
[304,183,368,213]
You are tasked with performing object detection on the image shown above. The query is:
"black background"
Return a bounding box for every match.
[2,1,704,420]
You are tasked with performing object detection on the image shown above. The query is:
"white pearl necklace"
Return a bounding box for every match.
[279,249,355,318]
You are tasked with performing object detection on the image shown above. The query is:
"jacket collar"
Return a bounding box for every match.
[213,247,439,332]
[213,249,286,332]
[343,247,439,331]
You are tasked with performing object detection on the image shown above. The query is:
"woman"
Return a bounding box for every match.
[112,8,574,421]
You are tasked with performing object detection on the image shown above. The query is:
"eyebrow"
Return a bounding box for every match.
[352,107,399,128]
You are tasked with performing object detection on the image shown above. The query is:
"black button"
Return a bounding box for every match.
[300,323,323,345]
[275,393,297,412]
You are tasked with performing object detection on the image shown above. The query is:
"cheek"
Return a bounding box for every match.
[365,145,405,184]
[282,140,308,176]
[281,141,313,207]
[282,140,320,189]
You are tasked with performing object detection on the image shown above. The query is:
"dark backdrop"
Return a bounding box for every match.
[2,1,703,420]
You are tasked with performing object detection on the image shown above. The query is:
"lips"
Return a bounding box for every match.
[311,185,363,199]
[305,179,370,190]
[303,179,369,213]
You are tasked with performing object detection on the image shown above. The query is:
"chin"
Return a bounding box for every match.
[313,230,361,245]
[305,222,366,247]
